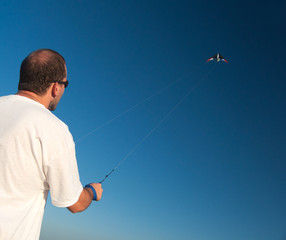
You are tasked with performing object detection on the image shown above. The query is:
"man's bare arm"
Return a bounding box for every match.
[67,183,103,213]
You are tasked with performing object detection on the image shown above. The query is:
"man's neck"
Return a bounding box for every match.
[16,90,49,109]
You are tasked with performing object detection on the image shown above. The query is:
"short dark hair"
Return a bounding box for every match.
[18,49,66,95]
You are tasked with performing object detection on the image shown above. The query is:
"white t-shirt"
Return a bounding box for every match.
[0,95,83,240]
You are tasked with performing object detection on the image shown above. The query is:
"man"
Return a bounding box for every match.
[0,49,103,239]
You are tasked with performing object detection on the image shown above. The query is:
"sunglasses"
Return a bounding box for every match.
[52,80,69,88]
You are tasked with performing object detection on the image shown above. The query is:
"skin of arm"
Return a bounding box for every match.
[67,183,103,213]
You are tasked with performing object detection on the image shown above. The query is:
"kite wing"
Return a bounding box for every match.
[218,54,228,63]
[206,54,217,62]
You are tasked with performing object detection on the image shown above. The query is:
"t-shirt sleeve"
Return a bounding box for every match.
[41,120,83,208]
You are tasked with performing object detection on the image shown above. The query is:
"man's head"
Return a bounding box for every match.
[18,49,68,111]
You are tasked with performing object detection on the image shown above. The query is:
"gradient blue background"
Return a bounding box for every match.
[1,1,285,239]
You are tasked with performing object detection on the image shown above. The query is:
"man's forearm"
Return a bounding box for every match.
[67,187,93,213]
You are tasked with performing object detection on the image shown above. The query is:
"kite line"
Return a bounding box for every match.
[75,62,206,144]
[99,63,217,183]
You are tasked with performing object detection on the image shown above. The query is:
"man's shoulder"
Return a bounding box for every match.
[1,95,68,131]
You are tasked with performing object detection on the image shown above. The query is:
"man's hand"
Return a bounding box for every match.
[86,183,103,201]
[67,183,103,213]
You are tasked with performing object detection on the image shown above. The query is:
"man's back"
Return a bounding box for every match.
[0,95,82,239]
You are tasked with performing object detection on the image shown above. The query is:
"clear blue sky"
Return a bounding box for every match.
[1,1,285,240]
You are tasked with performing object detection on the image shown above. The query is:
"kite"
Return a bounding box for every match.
[207,53,228,63]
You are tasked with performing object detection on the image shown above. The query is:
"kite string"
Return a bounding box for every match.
[99,63,216,183]
[75,63,206,144]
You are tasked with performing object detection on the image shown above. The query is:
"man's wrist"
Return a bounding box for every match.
[85,184,97,201]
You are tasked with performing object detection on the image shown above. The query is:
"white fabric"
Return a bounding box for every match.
[0,95,83,240]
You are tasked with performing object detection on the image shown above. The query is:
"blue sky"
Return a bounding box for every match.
[1,1,286,240]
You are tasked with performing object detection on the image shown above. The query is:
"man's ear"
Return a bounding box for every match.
[51,82,58,98]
